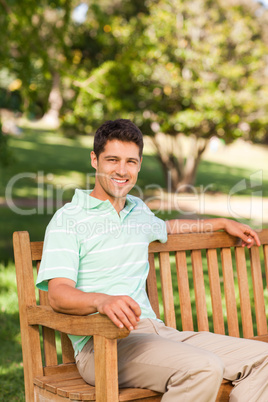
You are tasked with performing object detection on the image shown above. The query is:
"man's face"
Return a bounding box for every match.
[91,139,142,202]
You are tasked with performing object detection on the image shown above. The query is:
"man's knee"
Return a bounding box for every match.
[212,357,225,379]
[204,354,224,385]
[187,353,224,386]
[166,354,224,401]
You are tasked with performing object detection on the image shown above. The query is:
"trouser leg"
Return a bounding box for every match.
[76,319,224,402]
[116,331,224,402]
[183,331,268,402]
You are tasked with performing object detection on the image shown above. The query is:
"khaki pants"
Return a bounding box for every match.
[75,318,268,402]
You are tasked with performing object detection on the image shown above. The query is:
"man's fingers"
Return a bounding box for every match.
[115,301,140,330]
[100,296,141,331]
[248,230,261,247]
[107,308,137,331]
[105,310,126,329]
[242,229,261,248]
[127,297,142,318]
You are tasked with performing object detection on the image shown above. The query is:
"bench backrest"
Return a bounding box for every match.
[147,230,268,338]
[14,229,268,399]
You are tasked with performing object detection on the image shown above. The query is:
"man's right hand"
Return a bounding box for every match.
[93,294,141,331]
[48,278,141,331]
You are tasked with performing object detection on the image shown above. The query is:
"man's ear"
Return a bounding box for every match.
[138,156,143,172]
[90,151,98,170]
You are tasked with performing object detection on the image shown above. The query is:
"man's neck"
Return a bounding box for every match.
[89,188,126,214]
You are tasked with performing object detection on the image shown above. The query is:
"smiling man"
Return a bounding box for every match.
[90,138,142,213]
[36,119,268,402]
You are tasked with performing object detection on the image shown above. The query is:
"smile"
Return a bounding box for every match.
[111,178,128,184]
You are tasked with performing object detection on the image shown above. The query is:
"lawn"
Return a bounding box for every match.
[1,126,268,400]
[0,262,25,401]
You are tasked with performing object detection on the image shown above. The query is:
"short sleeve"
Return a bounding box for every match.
[149,214,168,244]
[36,214,79,291]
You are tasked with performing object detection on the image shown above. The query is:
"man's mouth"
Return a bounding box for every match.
[111,178,129,185]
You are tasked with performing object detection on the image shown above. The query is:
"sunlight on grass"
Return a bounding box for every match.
[0,262,18,313]
[9,139,38,150]
[50,171,85,187]
[0,263,25,401]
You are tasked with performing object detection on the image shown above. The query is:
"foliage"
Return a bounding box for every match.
[0,0,74,119]
[1,0,268,187]
[0,120,13,166]
[73,0,268,188]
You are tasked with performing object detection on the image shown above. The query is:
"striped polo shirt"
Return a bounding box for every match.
[36,189,167,355]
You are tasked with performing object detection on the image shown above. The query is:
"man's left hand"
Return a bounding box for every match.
[223,220,261,248]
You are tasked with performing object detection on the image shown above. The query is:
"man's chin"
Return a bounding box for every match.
[110,186,133,199]
[112,180,133,191]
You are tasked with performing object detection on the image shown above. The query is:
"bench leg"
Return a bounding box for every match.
[94,335,119,402]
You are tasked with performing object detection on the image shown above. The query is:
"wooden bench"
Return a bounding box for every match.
[13,229,268,402]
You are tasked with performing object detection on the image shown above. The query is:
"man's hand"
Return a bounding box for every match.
[166,218,261,248]
[48,278,141,331]
[223,220,261,248]
[94,294,141,331]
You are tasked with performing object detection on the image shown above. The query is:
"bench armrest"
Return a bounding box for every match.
[26,305,130,339]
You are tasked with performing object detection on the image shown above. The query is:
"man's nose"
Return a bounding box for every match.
[116,161,127,176]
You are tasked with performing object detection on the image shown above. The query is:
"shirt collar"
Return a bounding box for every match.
[72,189,136,213]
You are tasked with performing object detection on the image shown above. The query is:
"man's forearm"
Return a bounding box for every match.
[48,279,141,330]
[48,282,103,315]
[166,218,228,234]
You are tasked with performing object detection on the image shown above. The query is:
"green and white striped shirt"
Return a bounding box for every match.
[36,189,167,356]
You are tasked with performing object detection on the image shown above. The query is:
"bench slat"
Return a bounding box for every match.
[149,231,268,253]
[37,260,58,367]
[221,248,239,337]
[175,251,194,331]
[191,250,209,332]
[159,252,176,329]
[147,253,160,319]
[207,249,225,335]
[61,333,75,364]
[250,246,267,335]
[263,244,268,289]
[235,247,254,338]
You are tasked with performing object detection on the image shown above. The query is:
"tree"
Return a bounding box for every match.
[73,0,268,190]
[1,0,267,189]
[0,0,75,126]
[0,0,147,128]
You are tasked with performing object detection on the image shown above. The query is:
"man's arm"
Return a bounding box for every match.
[166,217,261,248]
[48,278,141,331]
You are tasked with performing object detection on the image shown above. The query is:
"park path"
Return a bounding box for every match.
[147,192,268,223]
[1,193,268,227]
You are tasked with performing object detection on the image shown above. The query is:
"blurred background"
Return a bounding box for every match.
[0,0,268,399]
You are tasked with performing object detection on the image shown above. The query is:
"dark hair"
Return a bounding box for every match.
[93,119,144,159]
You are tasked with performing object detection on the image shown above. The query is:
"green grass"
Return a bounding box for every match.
[0,262,25,401]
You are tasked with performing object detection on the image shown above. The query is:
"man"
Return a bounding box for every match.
[36,119,268,402]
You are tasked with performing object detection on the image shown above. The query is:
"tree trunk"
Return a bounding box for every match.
[40,71,62,128]
[152,133,182,192]
[152,133,208,192]
[179,136,208,189]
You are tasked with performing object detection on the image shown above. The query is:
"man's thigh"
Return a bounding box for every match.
[179,329,268,381]
[137,319,268,382]
[116,321,223,392]
[76,318,223,393]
